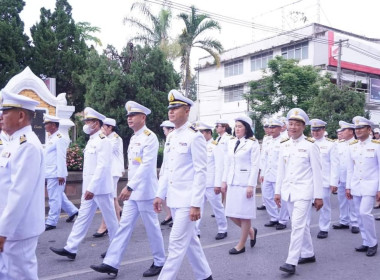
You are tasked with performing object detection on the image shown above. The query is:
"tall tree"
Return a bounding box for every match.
[247,56,324,138]
[123,2,178,58]
[76,21,102,47]
[0,0,31,88]
[178,6,223,96]
[309,84,368,138]
[30,0,88,111]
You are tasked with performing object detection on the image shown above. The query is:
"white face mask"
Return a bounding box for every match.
[83,123,95,134]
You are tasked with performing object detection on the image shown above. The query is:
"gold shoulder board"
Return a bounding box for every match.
[371,139,380,144]
[188,126,197,132]
[57,133,62,138]
[230,136,236,139]
[99,133,106,139]
[326,138,335,142]
[306,137,315,143]
[20,134,27,145]
[144,129,151,136]
[248,137,256,141]
[114,133,119,138]
[280,138,290,143]
[339,139,345,143]
[349,139,359,145]
[0,139,3,145]
[211,140,218,145]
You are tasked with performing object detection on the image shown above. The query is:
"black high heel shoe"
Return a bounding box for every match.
[93,229,108,238]
[250,227,258,248]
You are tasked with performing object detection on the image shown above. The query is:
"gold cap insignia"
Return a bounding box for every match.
[128,105,131,111]
[355,119,360,125]
[169,93,175,102]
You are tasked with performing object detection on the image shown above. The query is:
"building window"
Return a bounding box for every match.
[281,41,308,60]
[251,51,273,71]
[224,85,244,102]
[224,59,243,77]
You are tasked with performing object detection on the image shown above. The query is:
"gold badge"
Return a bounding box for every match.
[169,93,175,102]
[294,110,299,115]
[128,105,131,111]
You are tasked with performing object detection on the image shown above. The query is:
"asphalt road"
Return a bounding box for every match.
[37,194,380,280]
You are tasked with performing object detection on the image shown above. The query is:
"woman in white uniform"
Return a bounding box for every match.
[222,115,260,254]
[93,118,124,237]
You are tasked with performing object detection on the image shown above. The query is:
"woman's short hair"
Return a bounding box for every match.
[233,120,254,138]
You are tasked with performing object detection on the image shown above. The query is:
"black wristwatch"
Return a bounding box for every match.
[127,186,133,192]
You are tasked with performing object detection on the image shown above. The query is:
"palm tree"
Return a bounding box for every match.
[178,6,223,96]
[123,1,176,57]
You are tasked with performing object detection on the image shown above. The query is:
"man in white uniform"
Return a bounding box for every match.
[333,121,359,233]
[214,119,232,205]
[258,118,272,210]
[44,114,78,231]
[346,116,380,257]
[0,91,45,280]
[309,119,339,239]
[261,118,289,230]
[275,108,323,275]
[154,90,212,280]
[196,122,228,240]
[90,101,166,277]
[50,107,118,260]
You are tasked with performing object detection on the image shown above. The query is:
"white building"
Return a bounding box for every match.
[196,23,380,127]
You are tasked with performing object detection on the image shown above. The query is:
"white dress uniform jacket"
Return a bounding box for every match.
[261,135,286,182]
[259,135,272,170]
[0,125,45,240]
[157,122,207,208]
[127,126,158,200]
[347,137,380,196]
[82,130,113,195]
[213,133,231,188]
[223,137,260,187]
[275,135,323,201]
[337,138,355,184]
[45,130,69,178]
[109,132,124,177]
[314,137,339,188]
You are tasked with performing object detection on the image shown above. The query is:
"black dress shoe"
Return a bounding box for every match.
[203,276,213,280]
[276,223,286,230]
[90,263,118,276]
[332,223,349,229]
[160,217,173,225]
[374,205,380,209]
[45,225,56,231]
[317,231,328,239]
[229,247,245,254]
[50,247,76,260]
[197,234,200,239]
[250,227,258,248]
[279,263,295,274]
[264,221,279,227]
[169,222,173,227]
[101,251,107,258]
[351,226,360,234]
[143,262,163,277]
[93,229,108,238]
[257,205,266,210]
[66,212,78,223]
[215,232,228,240]
[211,214,215,218]
[298,255,316,264]
[366,244,378,257]
[355,245,369,252]
[375,216,380,221]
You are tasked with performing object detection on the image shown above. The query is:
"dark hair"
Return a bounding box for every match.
[201,129,212,135]
[233,120,254,138]
[22,109,35,122]
[105,124,118,133]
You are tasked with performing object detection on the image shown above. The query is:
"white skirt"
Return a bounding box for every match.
[225,185,256,219]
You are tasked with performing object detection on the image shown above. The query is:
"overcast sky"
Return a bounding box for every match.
[20,0,380,69]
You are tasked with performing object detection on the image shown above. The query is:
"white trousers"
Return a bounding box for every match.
[46,178,78,226]
[319,187,331,232]
[0,236,39,280]
[353,195,377,247]
[195,188,228,235]
[158,207,212,280]
[65,193,118,253]
[286,199,314,266]
[262,180,289,224]
[337,182,358,226]
[104,199,166,269]
[112,176,120,198]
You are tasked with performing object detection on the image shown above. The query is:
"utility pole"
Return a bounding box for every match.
[336,39,348,89]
